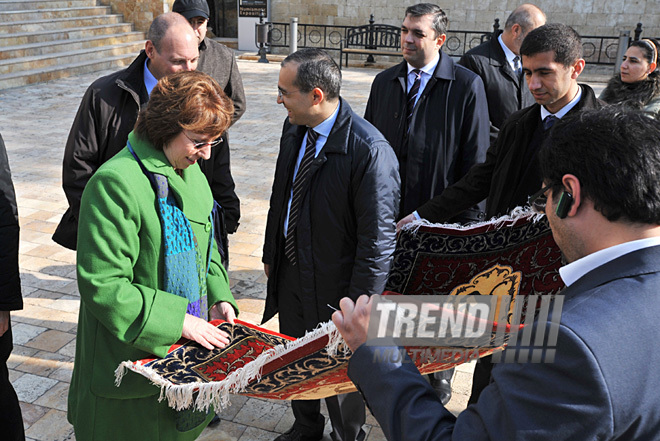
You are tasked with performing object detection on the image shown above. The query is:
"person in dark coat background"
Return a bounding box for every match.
[458,4,545,143]
[364,3,490,223]
[0,133,26,441]
[53,11,245,250]
[262,48,400,441]
[364,2,489,404]
[398,23,605,404]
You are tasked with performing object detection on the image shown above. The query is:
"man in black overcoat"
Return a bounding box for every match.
[459,4,545,143]
[364,3,490,223]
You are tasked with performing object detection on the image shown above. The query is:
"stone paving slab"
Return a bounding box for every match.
[0,57,607,441]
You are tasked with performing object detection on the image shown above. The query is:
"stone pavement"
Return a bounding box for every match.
[0,58,607,441]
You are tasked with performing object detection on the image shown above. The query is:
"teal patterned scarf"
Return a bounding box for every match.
[127,141,212,320]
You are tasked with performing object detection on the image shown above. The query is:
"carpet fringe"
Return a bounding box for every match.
[402,206,544,234]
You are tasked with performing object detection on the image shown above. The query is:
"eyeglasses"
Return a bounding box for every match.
[528,184,553,214]
[277,87,300,99]
[183,132,223,149]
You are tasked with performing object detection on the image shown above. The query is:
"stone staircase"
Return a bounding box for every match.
[0,0,145,90]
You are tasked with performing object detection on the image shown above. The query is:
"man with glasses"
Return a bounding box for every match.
[396,23,604,403]
[334,107,660,441]
[263,48,400,441]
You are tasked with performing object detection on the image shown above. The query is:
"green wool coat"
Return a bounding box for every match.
[68,132,238,440]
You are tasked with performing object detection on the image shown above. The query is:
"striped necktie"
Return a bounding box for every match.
[407,69,422,131]
[284,128,319,265]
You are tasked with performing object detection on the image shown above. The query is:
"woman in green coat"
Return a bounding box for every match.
[68,71,239,440]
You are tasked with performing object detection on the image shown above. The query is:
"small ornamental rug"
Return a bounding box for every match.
[116,208,561,411]
[116,317,516,412]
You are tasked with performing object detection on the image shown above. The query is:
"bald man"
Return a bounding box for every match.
[459,4,546,143]
[54,13,200,249]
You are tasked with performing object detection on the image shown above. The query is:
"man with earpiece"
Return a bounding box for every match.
[335,106,660,441]
[396,23,605,404]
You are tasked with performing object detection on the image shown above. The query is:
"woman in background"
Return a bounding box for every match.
[68,71,238,441]
[600,38,660,117]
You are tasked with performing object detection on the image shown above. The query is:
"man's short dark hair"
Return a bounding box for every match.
[540,107,660,224]
[520,23,582,66]
[405,3,448,37]
[282,48,341,100]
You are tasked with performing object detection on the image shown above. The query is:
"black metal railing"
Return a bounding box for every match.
[265,18,654,67]
[267,21,493,60]
[581,35,621,65]
[268,22,349,54]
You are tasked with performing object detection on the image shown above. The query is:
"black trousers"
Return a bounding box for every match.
[0,321,25,441]
[277,257,365,441]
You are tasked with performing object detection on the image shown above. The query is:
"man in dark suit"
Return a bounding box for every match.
[459,4,545,143]
[262,48,400,441]
[364,3,490,223]
[333,107,660,440]
[397,23,604,403]
[0,133,25,441]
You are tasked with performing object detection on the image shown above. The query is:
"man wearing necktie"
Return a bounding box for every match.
[364,3,490,225]
[262,48,400,441]
[398,23,605,404]
[459,4,546,144]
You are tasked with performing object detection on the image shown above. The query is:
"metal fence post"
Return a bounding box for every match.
[290,17,298,54]
[614,30,630,75]
[634,23,643,41]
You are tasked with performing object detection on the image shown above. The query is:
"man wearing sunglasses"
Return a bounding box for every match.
[396,23,604,403]
[334,107,660,440]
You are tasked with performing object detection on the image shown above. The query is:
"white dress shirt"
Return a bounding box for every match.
[560,237,660,287]
[498,34,519,73]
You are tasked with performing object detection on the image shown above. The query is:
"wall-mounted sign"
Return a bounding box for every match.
[239,0,267,18]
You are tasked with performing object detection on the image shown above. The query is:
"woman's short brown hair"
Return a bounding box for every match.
[134,70,234,151]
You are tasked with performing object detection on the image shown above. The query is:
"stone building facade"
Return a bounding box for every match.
[270,0,659,38]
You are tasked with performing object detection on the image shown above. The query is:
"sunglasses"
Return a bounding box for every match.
[528,184,552,214]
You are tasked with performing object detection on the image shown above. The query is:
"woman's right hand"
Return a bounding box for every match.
[181,314,231,350]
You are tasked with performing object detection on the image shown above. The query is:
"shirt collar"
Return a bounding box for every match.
[143,58,158,97]
[540,86,582,121]
[559,237,660,286]
[310,101,340,138]
[407,52,440,78]
[498,34,517,67]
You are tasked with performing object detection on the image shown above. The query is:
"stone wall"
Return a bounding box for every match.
[270,0,660,38]
[98,0,169,32]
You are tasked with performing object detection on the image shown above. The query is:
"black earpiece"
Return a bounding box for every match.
[555,191,574,219]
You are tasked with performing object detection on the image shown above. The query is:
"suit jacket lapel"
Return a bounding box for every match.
[491,37,520,86]
[561,246,660,303]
